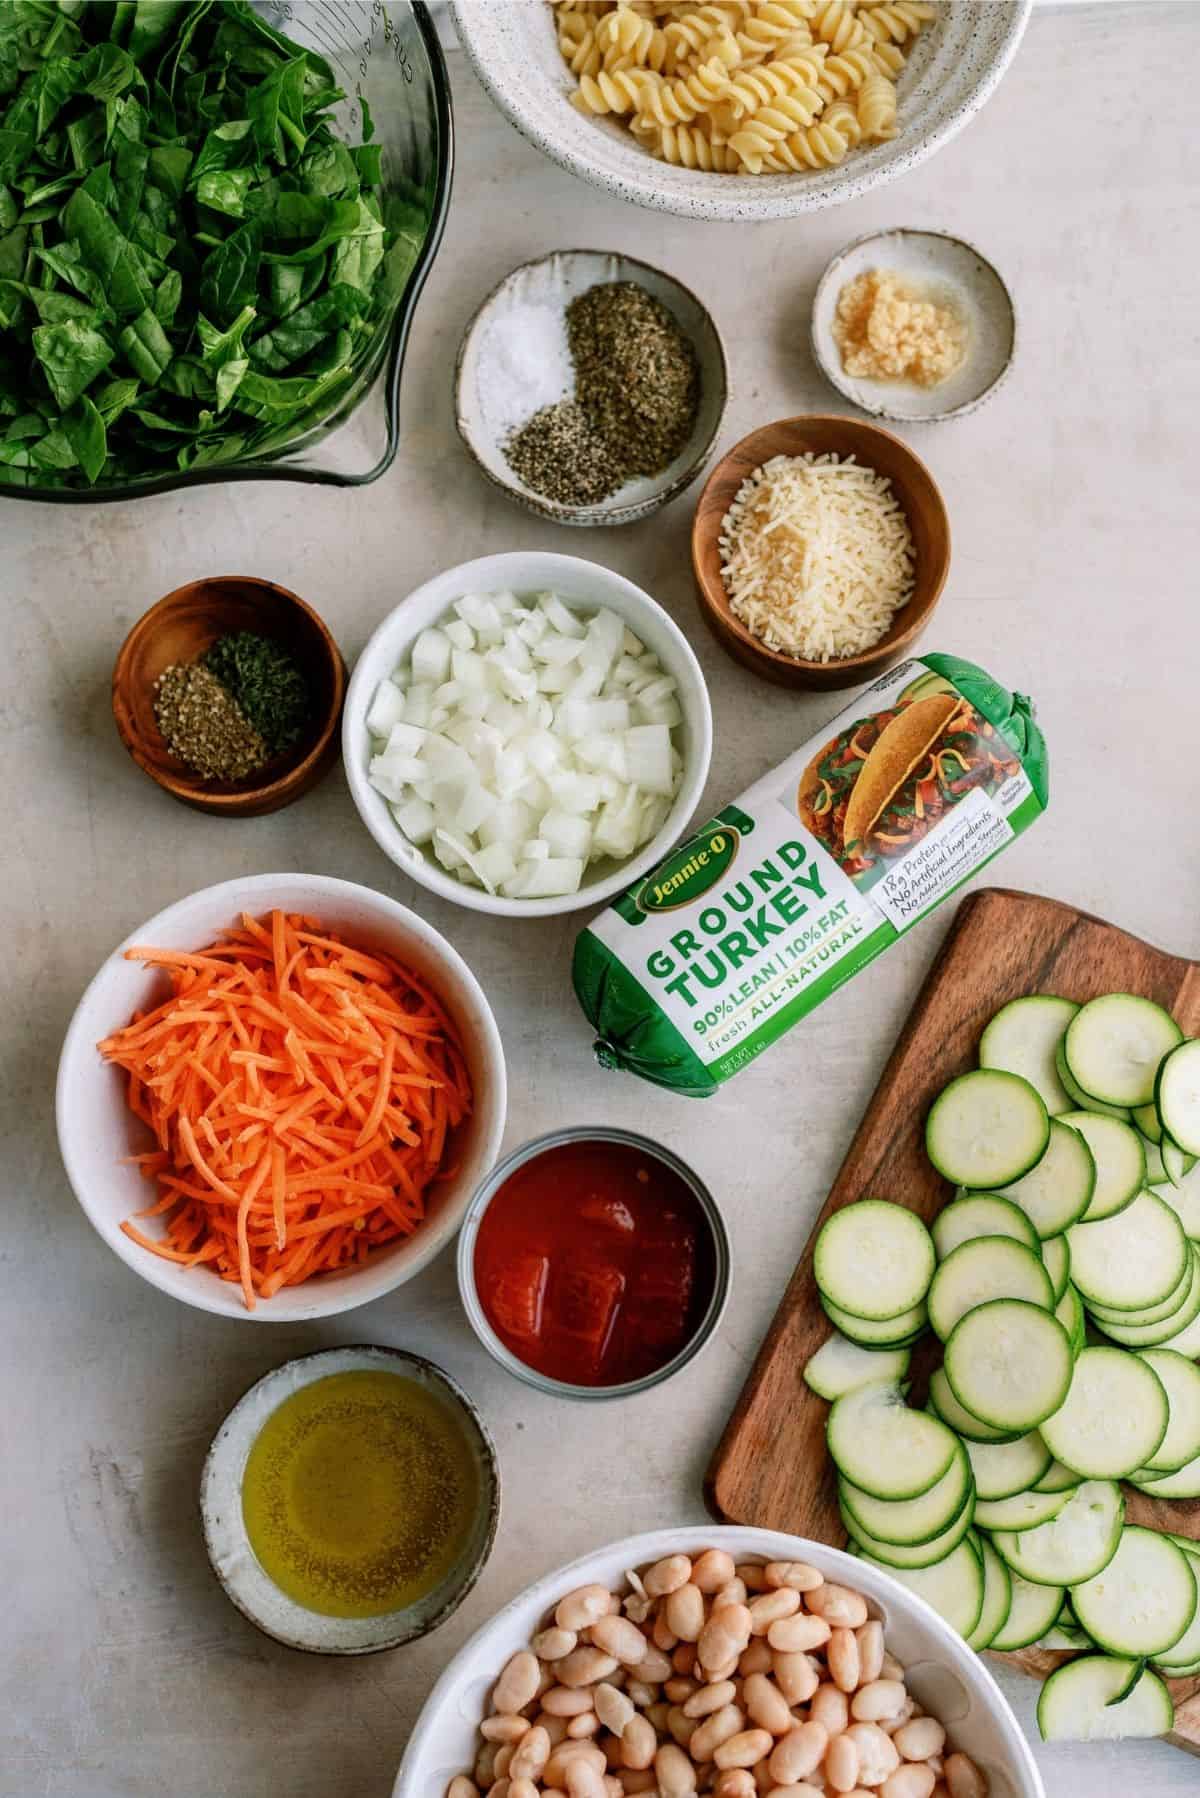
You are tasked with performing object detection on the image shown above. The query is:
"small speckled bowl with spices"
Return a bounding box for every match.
[455,249,728,527]
[112,575,346,817]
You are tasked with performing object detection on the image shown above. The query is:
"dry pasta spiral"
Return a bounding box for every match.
[550,0,933,178]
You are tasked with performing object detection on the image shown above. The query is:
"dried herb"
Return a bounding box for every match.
[203,631,311,755]
[154,662,267,780]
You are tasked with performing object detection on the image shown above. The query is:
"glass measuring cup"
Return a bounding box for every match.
[7,0,453,505]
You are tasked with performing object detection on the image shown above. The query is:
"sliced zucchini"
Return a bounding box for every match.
[1162,1136,1198,1189]
[933,1193,1041,1260]
[803,1332,913,1402]
[1056,1041,1131,1120]
[1091,1250,1200,1349]
[821,1294,928,1348]
[1067,1190,1189,1312]
[1038,1623,1095,1650]
[1154,1277,1200,1358]
[978,994,1077,1116]
[989,1569,1065,1652]
[1086,1250,1196,1327]
[964,1430,1051,1501]
[840,1439,972,1547]
[928,1365,1019,1444]
[1143,1139,1168,1185]
[992,1479,1124,1587]
[854,1537,984,1641]
[1035,1459,1083,1495]
[1037,1654,1174,1742]
[1139,1349,1200,1473]
[1155,1573,1200,1672]
[1155,1038,1200,1155]
[1055,1282,1086,1357]
[1064,995,1183,1108]
[1134,1101,1163,1144]
[966,1535,1013,1652]
[993,1117,1096,1241]
[842,1491,975,1569]
[1058,1112,1145,1222]
[1039,1346,1169,1479]
[974,1486,1074,1532]
[1041,1234,1071,1304]
[1129,1447,1200,1500]
[826,1380,958,1502]
[928,1237,1053,1342]
[1152,1165,1200,1240]
[1071,1527,1197,1659]
[814,1200,936,1322]
[926,1070,1049,1190]
[943,1298,1073,1432]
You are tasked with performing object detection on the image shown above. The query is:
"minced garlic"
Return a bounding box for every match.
[833,268,969,389]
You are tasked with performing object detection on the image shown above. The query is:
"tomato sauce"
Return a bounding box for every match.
[473,1139,715,1388]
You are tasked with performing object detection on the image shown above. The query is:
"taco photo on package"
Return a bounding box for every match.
[798,689,1023,887]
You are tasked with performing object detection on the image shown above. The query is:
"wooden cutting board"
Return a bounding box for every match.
[706,887,1200,1754]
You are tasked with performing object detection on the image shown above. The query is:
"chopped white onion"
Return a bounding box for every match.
[366,588,685,898]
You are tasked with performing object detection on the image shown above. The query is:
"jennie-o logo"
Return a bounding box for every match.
[637,828,741,915]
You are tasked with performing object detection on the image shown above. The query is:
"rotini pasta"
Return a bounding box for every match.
[550,0,936,176]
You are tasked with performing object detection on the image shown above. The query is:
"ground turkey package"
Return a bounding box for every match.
[573,654,1049,1097]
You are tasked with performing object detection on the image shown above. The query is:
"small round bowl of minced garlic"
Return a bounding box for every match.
[454,249,728,527]
[112,576,346,816]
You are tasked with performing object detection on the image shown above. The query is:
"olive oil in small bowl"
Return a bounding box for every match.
[202,1346,499,1653]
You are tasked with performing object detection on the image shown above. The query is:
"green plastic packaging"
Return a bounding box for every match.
[573,653,1048,1098]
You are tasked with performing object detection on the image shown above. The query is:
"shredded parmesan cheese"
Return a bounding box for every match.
[833,269,969,389]
[718,452,915,662]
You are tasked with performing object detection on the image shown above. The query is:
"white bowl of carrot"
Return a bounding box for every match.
[56,873,507,1321]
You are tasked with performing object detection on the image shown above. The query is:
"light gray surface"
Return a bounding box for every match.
[3,7,1199,1795]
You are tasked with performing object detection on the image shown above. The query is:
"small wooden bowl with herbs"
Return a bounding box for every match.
[112,577,346,817]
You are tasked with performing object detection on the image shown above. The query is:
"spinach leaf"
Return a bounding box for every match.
[62,389,105,479]
[196,165,252,218]
[118,304,170,381]
[63,184,154,314]
[32,315,114,406]
[198,214,260,319]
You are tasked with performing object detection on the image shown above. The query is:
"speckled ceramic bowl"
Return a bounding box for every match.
[201,1345,500,1654]
[812,229,1017,422]
[455,249,728,525]
[449,1,1032,223]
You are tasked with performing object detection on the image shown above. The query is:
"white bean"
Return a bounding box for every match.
[619,1773,657,1795]
[692,1550,737,1594]
[713,1730,774,1772]
[559,1647,621,1688]
[645,1556,694,1598]
[666,1584,707,1643]
[806,1585,869,1630]
[851,1681,908,1723]
[545,1687,599,1718]
[764,1787,824,1798]
[535,1628,580,1662]
[474,1745,498,1788]
[771,1651,819,1707]
[667,1706,699,1748]
[824,1733,859,1795]
[713,1771,757,1798]
[827,1629,860,1694]
[764,1563,824,1594]
[494,1652,542,1716]
[943,1755,988,1798]
[699,1606,752,1674]
[880,1654,904,1683]
[845,1723,900,1787]
[767,1724,828,1786]
[568,1713,602,1740]
[673,1646,698,1678]
[747,1589,802,1634]
[447,1779,479,1798]
[558,1586,618,1633]
[639,1647,676,1684]
[713,1579,749,1611]
[881,1768,937,1798]
[495,1744,517,1780]
[893,1720,945,1763]
[684,1681,738,1719]
[596,1685,635,1737]
[855,1621,884,1686]
[565,1760,608,1798]
[738,1640,772,1678]
[656,1742,698,1797]
[742,1674,792,1738]
[593,1615,651,1666]
[481,1717,531,1745]
[689,1705,746,1763]
[766,1616,831,1655]
[511,1727,552,1782]
[736,1564,771,1594]
[545,1743,607,1787]
[509,1780,541,1798]
[621,1715,658,1772]
[809,1685,849,1737]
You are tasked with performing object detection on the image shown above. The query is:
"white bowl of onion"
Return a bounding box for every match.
[343,552,713,917]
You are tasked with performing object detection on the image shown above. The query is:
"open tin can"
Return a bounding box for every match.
[457,1126,731,1402]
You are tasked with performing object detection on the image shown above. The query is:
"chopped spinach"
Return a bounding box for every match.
[0,0,419,489]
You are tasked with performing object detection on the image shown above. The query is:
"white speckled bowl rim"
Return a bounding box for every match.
[811,228,1017,422]
[454,248,728,526]
[392,1526,1046,1798]
[449,0,1033,222]
[201,1345,500,1655]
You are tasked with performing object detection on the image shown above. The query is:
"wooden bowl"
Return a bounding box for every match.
[112,576,346,817]
[691,416,951,692]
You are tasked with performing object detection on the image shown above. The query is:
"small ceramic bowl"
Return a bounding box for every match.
[812,229,1017,424]
[692,416,951,691]
[343,550,713,918]
[455,249,727,526]
[202,1345,500,1654]
[112,575,346,816]
[456,1127,731,1403]
[56,872,507,1322]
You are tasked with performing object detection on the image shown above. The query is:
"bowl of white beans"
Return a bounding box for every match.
[393,1529,1045,1798]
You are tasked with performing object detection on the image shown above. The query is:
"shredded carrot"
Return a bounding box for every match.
[102,910,473,1310]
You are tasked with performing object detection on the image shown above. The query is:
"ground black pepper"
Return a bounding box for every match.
[504,281,700,509]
